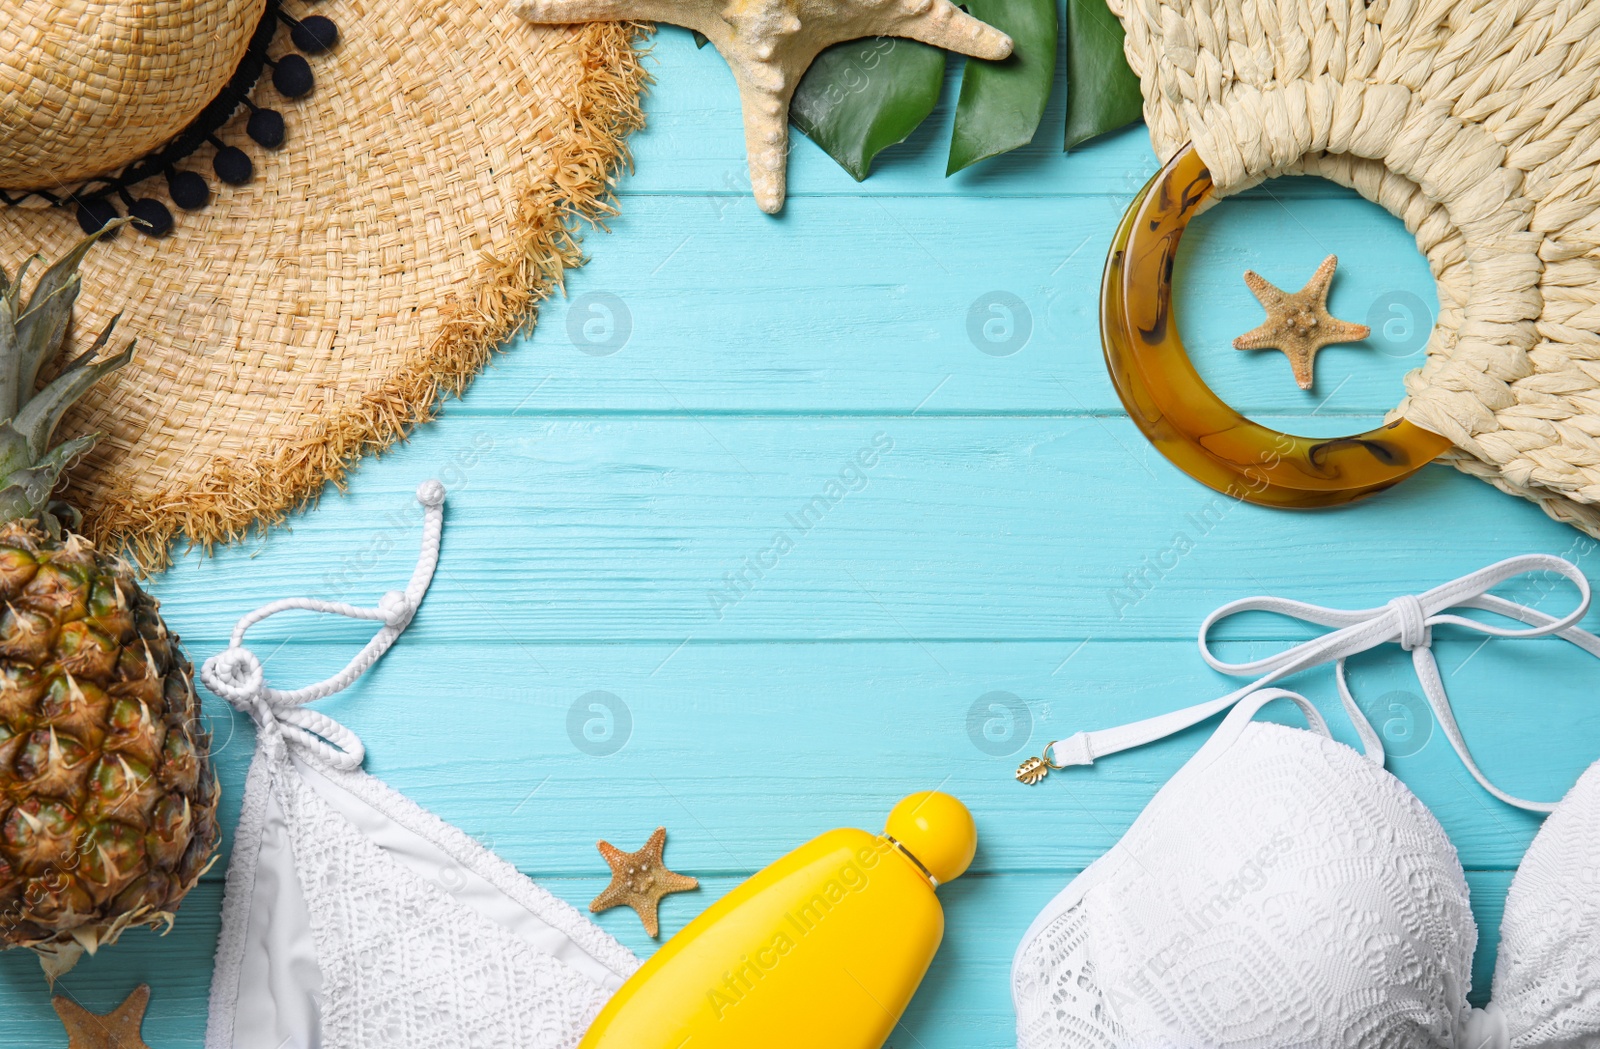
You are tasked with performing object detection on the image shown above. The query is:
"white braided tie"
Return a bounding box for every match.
[201,480,446,769]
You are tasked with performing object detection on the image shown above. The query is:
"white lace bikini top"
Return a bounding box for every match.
[200,483,638,1049]
[1012,555,1600,1049]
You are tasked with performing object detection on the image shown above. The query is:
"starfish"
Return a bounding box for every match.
[514,0,1013,213]
[52,985,154,1049]
[1232,255,1371,391]
[590,826,699,937]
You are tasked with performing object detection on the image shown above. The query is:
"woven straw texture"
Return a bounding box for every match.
[0,0,265,187]
[0,2,648,565]
[1108,0,1600,535]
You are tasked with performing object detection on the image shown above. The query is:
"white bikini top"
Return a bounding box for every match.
[1012,555,1600,1049]
[201,483,637,1049]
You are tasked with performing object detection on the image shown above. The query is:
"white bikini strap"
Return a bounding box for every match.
[1043,555,1600,813]
[1205,688,1332,751]
[200,480,446,770]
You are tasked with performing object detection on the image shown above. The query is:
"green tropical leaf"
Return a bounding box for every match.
[1064,0,1143,150]
[790,36,946,182]
[947,0,1059,175]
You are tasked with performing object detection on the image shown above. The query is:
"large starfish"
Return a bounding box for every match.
[514,0,1013,213]
[52,986,155,1049]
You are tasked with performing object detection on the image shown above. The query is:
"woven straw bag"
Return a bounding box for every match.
[0,0,648,564]
[1109,0,1600,533]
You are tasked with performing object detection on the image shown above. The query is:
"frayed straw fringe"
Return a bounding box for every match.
[88,21,653,570]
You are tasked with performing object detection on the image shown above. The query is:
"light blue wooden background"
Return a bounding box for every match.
[7,23,1600,1047]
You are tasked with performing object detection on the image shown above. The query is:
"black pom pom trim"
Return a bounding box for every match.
[128,197,175,237]
[247,107,287,148]
[168,169,211,211]
[214,144,255,186]
[291,15,339,53]
[75,197,122,236]
[272,54,315,98]
[2,0,338,235]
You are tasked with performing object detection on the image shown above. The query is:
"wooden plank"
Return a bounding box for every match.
[152,418,1598,643]
[178,639,1596,877]
[450,191,1437,416]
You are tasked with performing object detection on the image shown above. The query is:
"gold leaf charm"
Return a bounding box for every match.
[1016,754,1051,785]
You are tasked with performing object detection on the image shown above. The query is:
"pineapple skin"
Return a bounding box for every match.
[0,520,219,954]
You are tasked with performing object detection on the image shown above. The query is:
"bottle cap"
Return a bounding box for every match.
[884,792,977,886]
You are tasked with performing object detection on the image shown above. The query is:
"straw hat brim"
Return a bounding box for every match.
[1,6,649,566]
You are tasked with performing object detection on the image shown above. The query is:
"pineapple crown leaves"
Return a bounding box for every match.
[0,222,135,523]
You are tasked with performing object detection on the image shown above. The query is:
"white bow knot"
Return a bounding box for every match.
[1387,593,1430,651]
[204,646,264,704]
[199,481,446,770]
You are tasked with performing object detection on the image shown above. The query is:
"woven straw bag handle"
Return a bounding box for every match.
[1098,0,1600,531]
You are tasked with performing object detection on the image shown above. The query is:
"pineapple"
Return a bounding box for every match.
[0,227,219,976]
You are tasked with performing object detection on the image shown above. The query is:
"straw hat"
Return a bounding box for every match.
[1108,0,1600,535]
[0,0,648,563]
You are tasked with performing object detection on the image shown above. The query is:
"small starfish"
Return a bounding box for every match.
[52,985,154,1049]
[1232,255,1371,391]
[590,826,699,937]
[514,0,1013,214]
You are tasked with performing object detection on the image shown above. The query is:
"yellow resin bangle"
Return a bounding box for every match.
[1100,144,1451,507]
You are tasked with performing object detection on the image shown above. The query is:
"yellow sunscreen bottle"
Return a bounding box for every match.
[578,791,977,1049]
